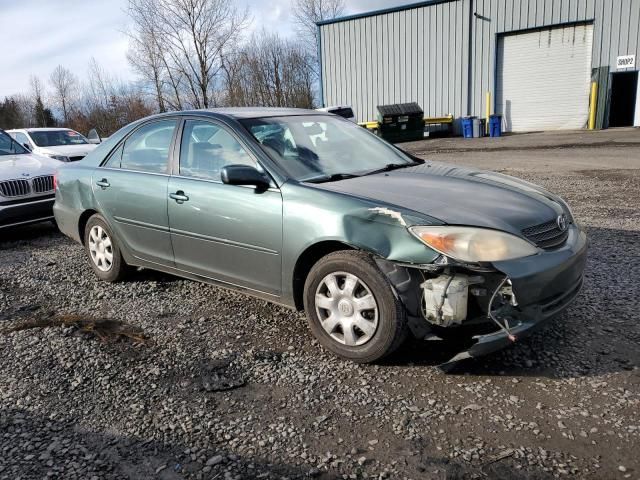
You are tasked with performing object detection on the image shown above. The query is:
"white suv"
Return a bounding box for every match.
[7,128,97,162]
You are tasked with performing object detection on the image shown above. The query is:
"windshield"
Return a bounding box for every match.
[0,130,28,156]
[30,129,89,147]
[241,115,414,182]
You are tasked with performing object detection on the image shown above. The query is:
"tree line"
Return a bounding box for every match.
[0,0,343,137]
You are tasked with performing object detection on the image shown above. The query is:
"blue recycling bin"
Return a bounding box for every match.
[462,117,475,138]
[489,114,502,137]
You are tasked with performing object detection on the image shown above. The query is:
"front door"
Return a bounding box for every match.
[92,118,178,266]
[168,119,283,295]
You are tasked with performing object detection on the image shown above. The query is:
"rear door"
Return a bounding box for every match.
[167,118,283,295]
[92,118,178,266]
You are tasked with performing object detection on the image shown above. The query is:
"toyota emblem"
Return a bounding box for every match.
[557,214,567,232]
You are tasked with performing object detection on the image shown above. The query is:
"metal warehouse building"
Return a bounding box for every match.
[318,0,640,132]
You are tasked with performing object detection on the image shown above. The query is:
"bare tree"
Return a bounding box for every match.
[292,0,344,52]
[86,58,113,111]
[126,0,250,110]
[126,0,176,111]
[50,65,78,124]
[127,29,168,112]
[221,31,314,109]
[29,75,56,127]
[79,58,154,135]
[29,75,44,103]
[12,94,36,127]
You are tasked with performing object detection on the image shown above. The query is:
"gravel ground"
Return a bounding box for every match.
[1,132,639,479]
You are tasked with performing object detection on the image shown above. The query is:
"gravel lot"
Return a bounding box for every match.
[1,129,639,480]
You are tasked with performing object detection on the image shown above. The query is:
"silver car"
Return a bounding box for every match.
[0,129,60,230]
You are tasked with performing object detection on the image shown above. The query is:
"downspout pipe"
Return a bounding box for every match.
[316,23,325,108]
[466,0,474,116]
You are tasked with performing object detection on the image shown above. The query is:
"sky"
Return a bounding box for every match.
[0,0,415,98]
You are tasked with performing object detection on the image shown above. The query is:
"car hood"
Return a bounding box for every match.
[0,153,61,178]
[36,144,96,157]
[311,162,565,235]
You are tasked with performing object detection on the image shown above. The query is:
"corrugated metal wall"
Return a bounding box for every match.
[320,0,470,123]
[319,0,640,129]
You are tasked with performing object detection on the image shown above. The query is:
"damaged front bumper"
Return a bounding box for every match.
[440,274,584,368]
[386,224,588,367]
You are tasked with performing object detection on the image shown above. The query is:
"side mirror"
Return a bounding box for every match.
[221,164,270,190]
[87,128,102,144]
[22,143,32,151]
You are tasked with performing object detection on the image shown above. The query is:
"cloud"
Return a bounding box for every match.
[0,0,414,98]
[243,0,293,36]
[0,0,131,97]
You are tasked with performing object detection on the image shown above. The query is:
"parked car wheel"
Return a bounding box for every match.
[304,251,407,363]
[83,214,129,282]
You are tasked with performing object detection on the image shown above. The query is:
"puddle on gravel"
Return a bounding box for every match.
[200,357,245,392]
[0,313,148,344]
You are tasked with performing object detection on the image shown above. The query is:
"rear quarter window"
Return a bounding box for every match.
[118,120,177,173]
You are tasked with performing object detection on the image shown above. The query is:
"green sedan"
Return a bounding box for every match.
[54,108,587,365]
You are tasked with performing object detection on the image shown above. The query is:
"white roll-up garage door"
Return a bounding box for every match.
[496,24,594,132]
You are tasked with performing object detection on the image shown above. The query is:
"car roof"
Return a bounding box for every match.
[317,105,353,111]
[6,128,76,133]
[181,107,330,120]
[24,128,76,132]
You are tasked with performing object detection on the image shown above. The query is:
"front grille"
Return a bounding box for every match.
[32,175,54,193]
[69,156,85,162]
[522,219,569,249]
[0,179,31,198]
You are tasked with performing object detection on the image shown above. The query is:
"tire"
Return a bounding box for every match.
[83,214,130,282]
[303,250,407,363]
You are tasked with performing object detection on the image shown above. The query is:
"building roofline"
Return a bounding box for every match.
[316,0,455,26]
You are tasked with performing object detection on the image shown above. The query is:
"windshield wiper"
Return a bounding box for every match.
[304,173,361,183]
[363,161,423,176]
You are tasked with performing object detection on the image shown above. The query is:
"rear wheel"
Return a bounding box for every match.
[303,251,407,363]
[83,214,130,282]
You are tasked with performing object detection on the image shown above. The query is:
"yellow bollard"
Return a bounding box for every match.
[588,82,598,130]
[486,91,491,135]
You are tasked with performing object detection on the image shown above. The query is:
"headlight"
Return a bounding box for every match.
[46,154,69,162]
[409,226,538,262]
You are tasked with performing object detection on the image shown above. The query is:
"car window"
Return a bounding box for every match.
[29,129,89,146]
[13,132,31,147]
[103,144,125,168]
[0,131,28,155]
[179,119,255,181]
[119,120,177,173]
[241,115,413,182]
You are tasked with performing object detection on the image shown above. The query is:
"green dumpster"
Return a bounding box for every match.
[376,102,425,143]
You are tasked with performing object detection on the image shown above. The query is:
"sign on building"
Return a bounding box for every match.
[616,55,636,69]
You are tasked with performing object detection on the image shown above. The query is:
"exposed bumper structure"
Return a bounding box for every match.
[404,225,588,369]
[432,225,588,368]
[440,274,584,368]
[0,195,55,229]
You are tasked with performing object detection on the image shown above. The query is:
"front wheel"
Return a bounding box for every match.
[303,251,407,363]
[83,214,130,282]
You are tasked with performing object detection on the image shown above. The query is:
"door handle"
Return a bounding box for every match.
[169,191,189,203]
[96,178,110,189]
